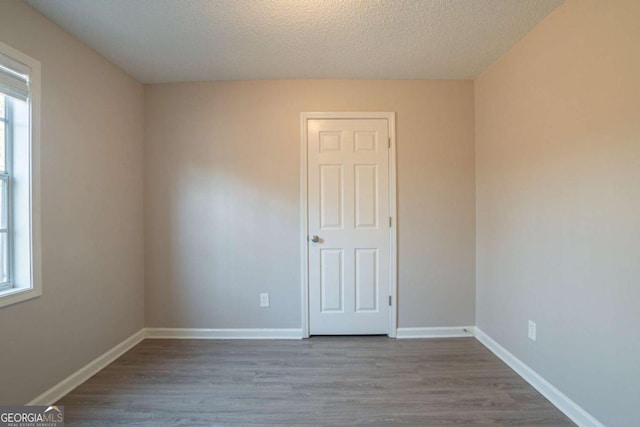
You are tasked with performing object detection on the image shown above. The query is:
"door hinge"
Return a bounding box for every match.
[388,295,392,306]
[389,217,392,227]
[388,137,391,148]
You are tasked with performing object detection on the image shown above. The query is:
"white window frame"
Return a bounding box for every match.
[0,96,13,291]
[0,41,41,308]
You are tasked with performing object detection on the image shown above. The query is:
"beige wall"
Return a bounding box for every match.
[475,0,640,424]
[144,80,476,329]
[0,2,145,404]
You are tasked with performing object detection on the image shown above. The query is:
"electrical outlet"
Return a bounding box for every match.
[528,320,537,341]
[260,293,269,307]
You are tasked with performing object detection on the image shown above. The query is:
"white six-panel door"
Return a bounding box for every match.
[307,118,391,335]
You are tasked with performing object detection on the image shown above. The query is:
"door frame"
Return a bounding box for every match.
[300,112,398,338]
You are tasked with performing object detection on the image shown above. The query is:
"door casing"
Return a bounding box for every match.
[300,112,397,338]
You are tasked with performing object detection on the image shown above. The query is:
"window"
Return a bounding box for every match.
[0,42,41,308]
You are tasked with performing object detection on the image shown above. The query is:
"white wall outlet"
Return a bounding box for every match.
[260,293,269,307]
[528,320,537,341]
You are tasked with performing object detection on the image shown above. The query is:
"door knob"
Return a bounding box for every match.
[311,235,320,243]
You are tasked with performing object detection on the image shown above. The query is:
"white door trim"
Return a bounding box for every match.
[300,112,397,338]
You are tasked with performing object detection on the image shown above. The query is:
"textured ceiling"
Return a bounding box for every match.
[27,0,564,83]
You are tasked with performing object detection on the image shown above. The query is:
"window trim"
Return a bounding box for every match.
[0,41,41,308]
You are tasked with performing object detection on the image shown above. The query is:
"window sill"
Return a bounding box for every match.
[0,286,41,308]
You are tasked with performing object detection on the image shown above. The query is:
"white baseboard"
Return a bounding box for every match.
[475,328,604,427]
[396,326,475,339]
[27,329,145,406]
[27,324,602,427]
[145,328,304,340]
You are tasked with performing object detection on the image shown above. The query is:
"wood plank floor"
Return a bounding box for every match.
[57,337,574,426]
